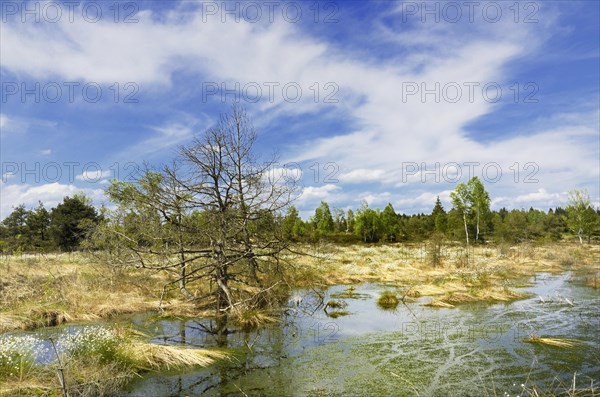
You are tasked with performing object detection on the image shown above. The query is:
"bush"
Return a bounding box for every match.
[427,233,445,267]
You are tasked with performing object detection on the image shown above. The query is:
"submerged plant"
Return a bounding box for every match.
[325,300,348,309]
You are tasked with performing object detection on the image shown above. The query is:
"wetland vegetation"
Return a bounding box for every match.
[1,108,598,396]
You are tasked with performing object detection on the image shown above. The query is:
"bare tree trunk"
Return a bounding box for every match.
[179,261,194,300]
[463,213,469,246]
[177,210,194,300]
[475,210,480,242]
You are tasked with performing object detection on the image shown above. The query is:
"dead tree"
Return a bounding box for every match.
[96,106,297,324]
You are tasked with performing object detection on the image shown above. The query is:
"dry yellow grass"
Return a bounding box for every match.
[289,242,597,307]
[524,335,583,349]
[0,381,55,396]
[128,341,229,370]
[1,242,596,331]
[233,310,279,331]
[0,253,189,332]
[424,300,455,308]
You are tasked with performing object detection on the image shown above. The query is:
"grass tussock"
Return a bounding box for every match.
[424,300,455,308]
[438,288,531,305]
[330,286,371,300]
[128,341,229,370]
[233,310,279,331]
[325,310,352,318]
[524,335,583,349]
[575,264,600,289]
[377,291,399,310]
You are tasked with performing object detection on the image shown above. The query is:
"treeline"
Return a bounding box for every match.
[283,198,596,244]
[1,181,598,254]
[0,194,100,253]
[282,179,599,245]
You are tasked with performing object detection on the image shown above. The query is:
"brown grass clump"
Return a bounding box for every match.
[524,335,583,349]
[128,341,229,370]
[233,310,279,331]
[377,291,399,310]
[579,265,599,289]
[330,286,370,300]
[0,314,28,331]
[437,288,530,306]
[325,310,352,318]
[424,300,455,308]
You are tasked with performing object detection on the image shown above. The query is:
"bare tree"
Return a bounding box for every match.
[95,106,297,324]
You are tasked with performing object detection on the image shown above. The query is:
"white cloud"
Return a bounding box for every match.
[492,188,567,210]
[358,191,392,207]
[0,115,56,136]
[394,190,454,213]
[75,170,112,182]
[1,3,597,214]
[297,184,342,204]
[40,149,52,155]
[340,169,386,184]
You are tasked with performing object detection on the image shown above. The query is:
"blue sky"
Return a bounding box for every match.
[1,0,599,219]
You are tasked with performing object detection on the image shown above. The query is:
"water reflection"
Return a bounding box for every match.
[124,272,599,396]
